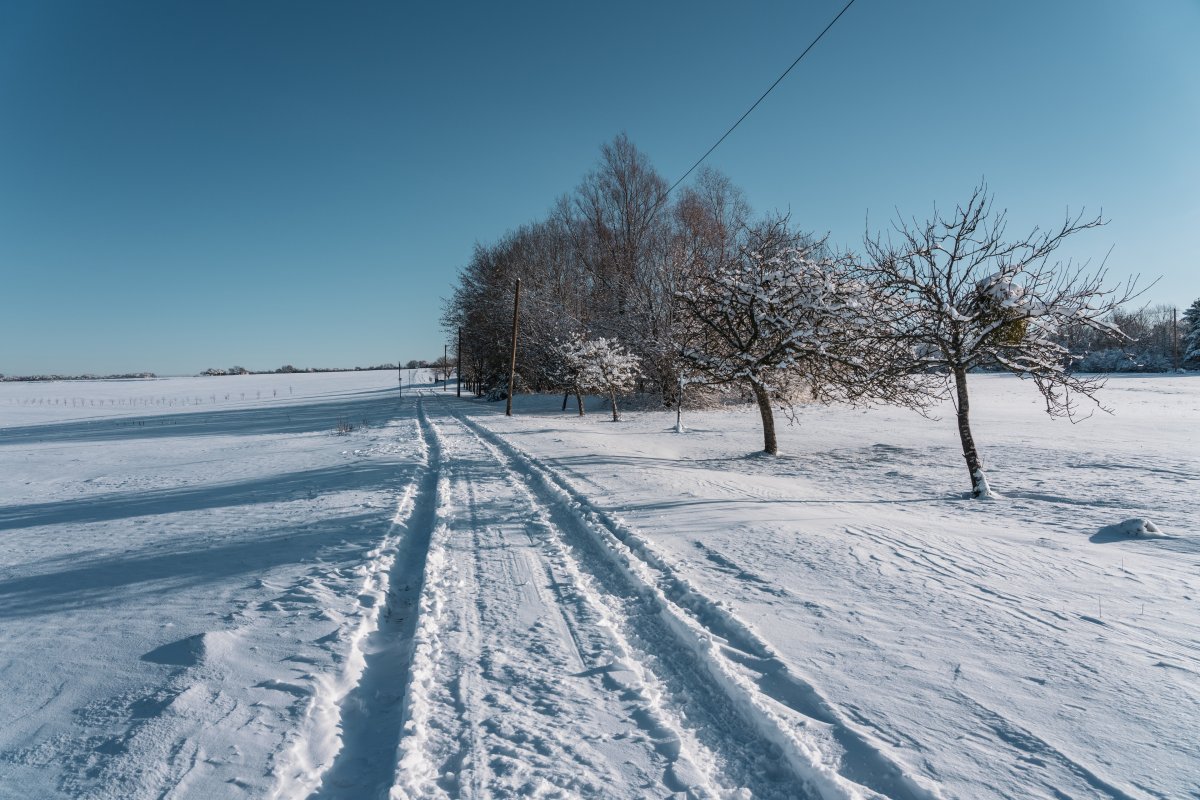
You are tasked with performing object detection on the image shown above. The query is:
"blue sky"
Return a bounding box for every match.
[2,0,1197,375]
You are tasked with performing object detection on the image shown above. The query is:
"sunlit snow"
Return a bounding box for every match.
[1,371,1196,799]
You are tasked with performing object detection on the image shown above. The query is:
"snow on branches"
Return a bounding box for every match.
[860,182,1141,497]
[675,216,919,455]
[1182,298,1200,369]
[554,335,641,421]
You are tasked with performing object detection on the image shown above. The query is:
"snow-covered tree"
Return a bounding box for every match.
[551,334,591,416]
[551,335,641,420]
[676,217,913,455]
[1182,298,1200,369]
[861,183,1140,498]
[583,337,640,421]
[554,335,643,422]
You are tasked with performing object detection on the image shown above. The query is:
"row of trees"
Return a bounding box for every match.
[442,134,1143,497]
[443,134,688,406]
[200,363,401,376]
[0,372,157,382]
[1070,299,1200,372]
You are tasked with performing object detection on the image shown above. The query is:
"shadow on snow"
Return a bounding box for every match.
[0,388,411,445]
[0,511,384,619]
[0,462,416,532]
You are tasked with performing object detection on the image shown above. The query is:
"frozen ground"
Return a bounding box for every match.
[0,371,1196,799]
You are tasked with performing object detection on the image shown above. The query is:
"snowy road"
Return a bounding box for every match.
[391,401,707,798]
[309,395,921,799]
[1,372,1196,799]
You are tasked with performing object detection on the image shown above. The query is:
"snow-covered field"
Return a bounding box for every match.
[0,371,1196,799]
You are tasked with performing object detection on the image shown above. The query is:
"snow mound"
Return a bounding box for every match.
[1110,518,1169,539]
[140,631,237,666]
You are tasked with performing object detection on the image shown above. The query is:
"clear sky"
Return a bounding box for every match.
[2,0,1197,375]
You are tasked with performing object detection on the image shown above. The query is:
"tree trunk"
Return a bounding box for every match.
[576,392,584,416]
[751,381,778,455]
[609,390,619,422]
[952,366,987,496]
[562,391,570,411]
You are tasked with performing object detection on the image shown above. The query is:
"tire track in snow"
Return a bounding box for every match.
[390,403,462,798]
[445,471,491,797]
[270,398,442,800]
[393,405,715,799]
[442,398,942,800]
[434,402,835,799]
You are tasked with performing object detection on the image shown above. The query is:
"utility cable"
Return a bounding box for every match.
[662,0,859,200]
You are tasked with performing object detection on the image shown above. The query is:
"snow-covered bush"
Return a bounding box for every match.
[1074,348,1139,373]
[1114,518,1167,538]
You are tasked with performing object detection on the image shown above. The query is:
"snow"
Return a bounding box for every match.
[977,273,1025,308]
[970,469,997,500]
[1100,518,1170,540]
[1,371,1197,799]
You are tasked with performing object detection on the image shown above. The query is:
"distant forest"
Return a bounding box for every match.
[1069,301,1200,372]
[1,364,402,382]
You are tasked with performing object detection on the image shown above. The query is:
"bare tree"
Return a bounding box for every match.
[665,168,753,410]
[861,183,1139,497]
[431,354,456,385]
[571,132,669,320]
[565,134,677,396]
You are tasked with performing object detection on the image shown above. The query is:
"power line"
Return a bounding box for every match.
[663,0,859,199]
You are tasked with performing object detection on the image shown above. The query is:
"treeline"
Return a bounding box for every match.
[1069,301,1200,372]
[443,133,766,404]
[442,134,1185,411]
[199,363,399,376]
[442,133,1173,497]
[1,372,157,382]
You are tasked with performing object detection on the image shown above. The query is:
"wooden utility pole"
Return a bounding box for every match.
[398,361,402,396]
[506,278,521,416]
[456,327,462,398]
